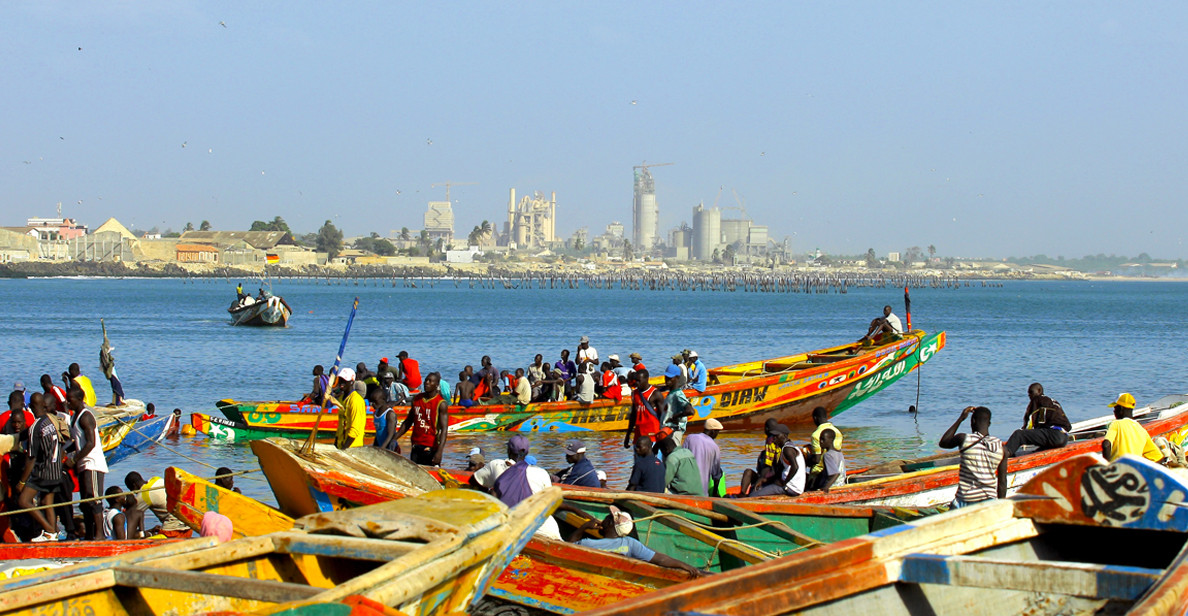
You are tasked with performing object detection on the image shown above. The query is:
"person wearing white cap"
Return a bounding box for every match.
[576,336,598,375]
[568,506,703,577]
[683,418,724,496]
[686,351,708,394]
[325,367,366,449]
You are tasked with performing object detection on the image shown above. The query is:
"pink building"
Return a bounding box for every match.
[24,217,88,240]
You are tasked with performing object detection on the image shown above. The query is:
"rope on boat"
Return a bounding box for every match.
[0,470,258,518]
[112,416,267,483]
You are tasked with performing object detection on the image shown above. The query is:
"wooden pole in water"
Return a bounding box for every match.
[301,296,360,454]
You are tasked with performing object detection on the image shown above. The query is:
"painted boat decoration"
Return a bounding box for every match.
[228,292,291,327]
[93,401,147,452]
[254,439,937,614]
[250,438,441,517]
[0,539,182,565]
[221,330,945,434]
[790,393,1188,508]
[581,454,1188,616]
[106,412,177,466]
[0,487,561,616]
[165,467,294,540]
[189,411,340,442]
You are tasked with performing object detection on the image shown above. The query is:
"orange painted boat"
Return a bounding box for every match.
[0,539,181,562]
[580,454,1188,616]
[254,440,935,613]
[220,330,945,433]
[789,393,1188,508]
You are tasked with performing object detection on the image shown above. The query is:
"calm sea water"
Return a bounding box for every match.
[1,277,1184,506]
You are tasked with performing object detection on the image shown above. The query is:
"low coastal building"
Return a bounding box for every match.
[176,243,219,263]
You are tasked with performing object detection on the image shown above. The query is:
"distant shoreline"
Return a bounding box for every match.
[1,260,1183,283]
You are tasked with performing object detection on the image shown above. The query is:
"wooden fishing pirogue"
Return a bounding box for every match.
[793,393,1188,508]
[0,487,561,616]
[251,438,937,613]
[168,466,694,614]
[580,454,1188,616]
[219,330,945,434]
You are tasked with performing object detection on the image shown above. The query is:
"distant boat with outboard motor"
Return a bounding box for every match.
[228,287,291,327]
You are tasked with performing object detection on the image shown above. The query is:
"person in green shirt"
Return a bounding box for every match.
[660,435,705,496]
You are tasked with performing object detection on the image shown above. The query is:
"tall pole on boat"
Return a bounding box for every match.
[904,286,912,331]
[301,297,360,454]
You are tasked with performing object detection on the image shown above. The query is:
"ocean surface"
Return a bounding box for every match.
[1,277,1184,507]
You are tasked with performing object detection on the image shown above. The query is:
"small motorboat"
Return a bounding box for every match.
[228,290,291,327]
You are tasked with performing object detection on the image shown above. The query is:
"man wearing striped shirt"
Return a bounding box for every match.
[939,406,1007,507]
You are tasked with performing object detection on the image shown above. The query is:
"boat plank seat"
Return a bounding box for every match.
[270,532,423,561]
[110,566,322,603]
[898,554,1161,600]
[621,501,770,565]
[710,500,821,550]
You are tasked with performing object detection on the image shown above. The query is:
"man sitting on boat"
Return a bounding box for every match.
[860,305,903,342]
[567,506,704,578]
[1102,393,1164,463]
[1004,383,1071,457]
[553,440,602,488]
[939,406,1006,507]
[470,435,563,539]
[804,406,843,485]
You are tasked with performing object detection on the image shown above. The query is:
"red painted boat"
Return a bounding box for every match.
[790,393,1188,508]
[0,538,181,561]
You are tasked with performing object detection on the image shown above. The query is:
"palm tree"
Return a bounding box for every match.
[928,244,937,260]
[400,227,411,241]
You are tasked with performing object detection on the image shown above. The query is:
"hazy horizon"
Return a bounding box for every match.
[4,3,1186,259]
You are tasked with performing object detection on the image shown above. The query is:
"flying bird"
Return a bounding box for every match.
[630,100,637,105]
[426,138,432,145]
[182,141,187,148]
[219,21,227,28]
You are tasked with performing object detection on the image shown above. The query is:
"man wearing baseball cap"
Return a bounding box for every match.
[1102,393,1164,463]
[471,435,561,539]
[567,505,704,577]
[326,367,366,450]
[554,439,601,488]
[683,418,724,496]
[464,447,485,472]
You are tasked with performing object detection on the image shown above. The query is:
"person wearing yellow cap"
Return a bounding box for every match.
[1102,393,1164,463]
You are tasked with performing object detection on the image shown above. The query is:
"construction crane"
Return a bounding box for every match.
[723,188,751,220]
[632,161,674,173]
[430,181,477,203]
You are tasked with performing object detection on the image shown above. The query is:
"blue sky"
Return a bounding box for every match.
[3,2,1186,258]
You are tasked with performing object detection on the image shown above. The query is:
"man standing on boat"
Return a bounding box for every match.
[396,351,422,393]
[1102,393,1164,463]
[860,305,903,342]
[662,355,691,446]
[63,363,97,408]
[576,336,599,375]
[327,367,366,450]
[686,351,708,394]
[625,370,664,448]
[388,373,448,466]
[1004,383,1071,457]
[940,406,1007,506]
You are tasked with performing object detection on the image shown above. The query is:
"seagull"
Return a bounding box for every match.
[426,138,432,145]
[630,100,637,105]
[22,161,30,164]
[760,152,765,156]
[395,190,401,195]
[208,148,212,153]
[219,21,227,28]
[182,141,187,148]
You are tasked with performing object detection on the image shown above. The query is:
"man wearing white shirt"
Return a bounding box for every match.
[576,336,599,374]
[862,305,903,342]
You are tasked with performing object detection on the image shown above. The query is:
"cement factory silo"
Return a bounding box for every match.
[632,168,659,250]
[692,203,721,261]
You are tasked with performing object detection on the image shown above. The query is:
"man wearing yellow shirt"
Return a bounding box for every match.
[65,363,97,407]
[1102,393,1164,463]
[807,406,843,475]
[327,367,366,450]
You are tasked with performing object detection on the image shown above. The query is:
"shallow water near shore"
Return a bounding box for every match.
[1,277,1184,506]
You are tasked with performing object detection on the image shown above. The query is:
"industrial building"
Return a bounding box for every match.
[503,188,556,249]
[674,202,771,262]
[632,163,671,252]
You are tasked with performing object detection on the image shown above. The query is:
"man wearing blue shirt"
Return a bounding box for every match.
[554,439,601,488]
[687,351,707,393]
[569,506,703,577]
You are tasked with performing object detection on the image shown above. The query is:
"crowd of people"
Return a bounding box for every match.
[0,365,195,543]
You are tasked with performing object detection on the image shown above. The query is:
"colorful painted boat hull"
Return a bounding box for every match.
[93,401,149,452]
[581,454,1188,616]
[0,488,561,616]
[190,411,328,441]
[791,393,1188,508]
[106,413,176,466]
[222,330,945,433]
[165,467,294,540]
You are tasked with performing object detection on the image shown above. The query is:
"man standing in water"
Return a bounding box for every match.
[387,373,449,466]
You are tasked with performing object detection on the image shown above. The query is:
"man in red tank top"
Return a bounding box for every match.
[390,373,448,466]
[624,370,664,449]
[397,351,422,392]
